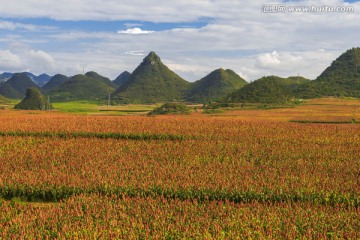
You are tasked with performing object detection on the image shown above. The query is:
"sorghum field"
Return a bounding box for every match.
[0,99,359,239]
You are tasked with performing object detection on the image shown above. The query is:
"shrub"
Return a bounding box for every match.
[147,103,191,116]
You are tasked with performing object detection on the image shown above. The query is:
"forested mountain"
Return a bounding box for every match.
[111,52,190,104]
[113,71,131,87]
[296,48,360,98]
[0,73,41,99]
[187,68,248,103]
[49,72,115,101]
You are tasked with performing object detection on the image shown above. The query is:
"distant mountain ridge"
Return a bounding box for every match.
[113,71,131,87]
[42,74,69,91]
[0,72,13,83]
[0,72,52,87]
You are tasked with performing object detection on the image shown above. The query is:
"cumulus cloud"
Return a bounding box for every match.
[26,50,56,69]
[257,51,281,67]
[0,50,22,70]
[0,49,56,74]
[256,51,302,69]
[117,28,154,35]
[251,49,339,80]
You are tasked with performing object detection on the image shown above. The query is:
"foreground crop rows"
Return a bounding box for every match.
[1,195,359,239]
[0,135,359,206]
[0,111,359,238]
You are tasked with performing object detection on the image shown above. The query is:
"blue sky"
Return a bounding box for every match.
[0,0,359,81]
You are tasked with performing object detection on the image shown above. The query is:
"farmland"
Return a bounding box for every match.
[0,98,359,238]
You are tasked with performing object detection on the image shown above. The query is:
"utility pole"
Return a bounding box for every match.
[47,95,51,110]
[108,94,111,107]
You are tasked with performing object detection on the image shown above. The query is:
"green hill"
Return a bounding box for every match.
[0,95,11,104]
[14,87,50,110]
[227,76,294,104]
[0,83,23,99]
[49,72,116,101]
[113,71,131,87]
[187,68,248,103]
[296,48,360,98]
[112,52,191,104]
[85,71,115,87]
[0,73,40,99]
[42,74,69,91]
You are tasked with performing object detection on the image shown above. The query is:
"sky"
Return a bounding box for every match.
[0,0,359,82]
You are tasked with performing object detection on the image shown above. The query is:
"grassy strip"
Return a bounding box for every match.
[289,120,359,124]
[0,131,190,141]
[98,109,149,112]
[0,186,358,208]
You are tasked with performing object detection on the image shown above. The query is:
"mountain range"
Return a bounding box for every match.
[0,72,52,87]
[0,73,42,99]
[1,48,360,104]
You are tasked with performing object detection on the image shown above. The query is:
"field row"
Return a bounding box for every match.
[1,194,359,239]
[0,131,190,141]
[1,135,359,205]
[1,111,360,141]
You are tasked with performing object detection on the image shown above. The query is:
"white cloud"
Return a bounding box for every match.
[117,28,154,35]
[251,49,339,80]
[26,50,56,69]
[51,50,143,79]
[0,50,22,70]
[256,51,302,69]
[257,51,281,67]
[0,49,56,74]
[124,51,146,56]
[0,0,359,81]
[166,62,211,80]
[124,23,143,28]
[0,20,55,31]
[0,20,33,31]
[0,0,215,22]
